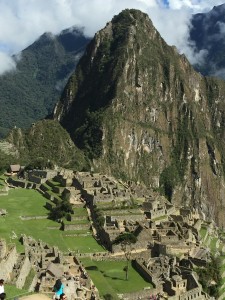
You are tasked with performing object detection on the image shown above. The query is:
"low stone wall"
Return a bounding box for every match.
[26,182,37,189]
[44,191,54,201]
[28,174,42,184]
[40,184,50,193]
[8,178,26,188]
[53,186,64,194]
[20,215,48,220]
[45,201,56,210]
[63,223,90,231]
[122,288,160,300]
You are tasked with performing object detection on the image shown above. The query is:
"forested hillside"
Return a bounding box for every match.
[0,27,90,138]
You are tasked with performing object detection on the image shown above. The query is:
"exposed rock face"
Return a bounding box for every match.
[54,9,225,227]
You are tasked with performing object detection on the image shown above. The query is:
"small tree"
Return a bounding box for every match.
[113,232,137,280]
[49,200,73,221]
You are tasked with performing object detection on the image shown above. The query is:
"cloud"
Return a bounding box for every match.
[0,52,16,74]
[0,0,223,74]
[167,0,225,12]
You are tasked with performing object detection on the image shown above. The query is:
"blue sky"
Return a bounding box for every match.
[162,0,169,7]
[0,0,224,74]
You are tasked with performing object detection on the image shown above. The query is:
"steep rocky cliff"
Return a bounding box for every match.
[54,9,225,226]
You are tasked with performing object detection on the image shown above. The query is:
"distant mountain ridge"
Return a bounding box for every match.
[1,4,225,139]
[0,27,90,137]
[190,3,225,78]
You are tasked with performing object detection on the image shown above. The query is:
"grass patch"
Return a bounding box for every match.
[81,259,152,298]
[23,268,36,290]
[200,227,207,240]
[73,207,88,216]
[5,284,32,300]
[48,180,63,187]
[0,188,105,253]
[210,238,218,253]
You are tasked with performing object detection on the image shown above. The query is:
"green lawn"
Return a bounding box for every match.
[0,188,105,253]
[73,207,88,216]
[81,259,152,299]
[5,284,32,300]
[200,227,207,240]
[209,237,218,253]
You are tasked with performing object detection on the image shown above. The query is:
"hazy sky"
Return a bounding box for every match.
[0,0,224,74]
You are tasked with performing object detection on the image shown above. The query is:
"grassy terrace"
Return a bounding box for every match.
[73,207,89,216]
[200,227,207,240]
[0,188,105,253]
[5,284,33,300]
[81,259,152,299]
[48,179,63,187]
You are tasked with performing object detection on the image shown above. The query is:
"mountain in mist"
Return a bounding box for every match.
[0,27,90,138]
[190,3,225,79]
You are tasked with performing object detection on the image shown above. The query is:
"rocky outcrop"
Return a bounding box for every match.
[54,9,225,227]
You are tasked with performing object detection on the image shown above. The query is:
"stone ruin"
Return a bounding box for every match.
[21,235,99,300]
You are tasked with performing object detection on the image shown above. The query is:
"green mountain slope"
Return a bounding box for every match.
[1,120,88,171]
[0,28,90,138]
[54,9,225,227]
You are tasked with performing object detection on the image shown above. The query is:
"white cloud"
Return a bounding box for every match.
[167,0,225,12]
[0,52,16,74]
[0,0,223,74]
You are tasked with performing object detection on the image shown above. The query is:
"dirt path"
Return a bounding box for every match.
[20,294,51,300]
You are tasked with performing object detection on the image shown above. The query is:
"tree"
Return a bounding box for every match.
[48,200,73,221]
[113,232,137,280]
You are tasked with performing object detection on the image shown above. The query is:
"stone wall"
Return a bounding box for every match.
[168,287,204,300]
[8,177,26,188]
[133,259,154,286]
[122,288,161,300]
[29,274,38,292]
[15,256,32,288]
[28,174,42,184]
[63,223,90,231]
[0,245,18,281]
[20,215,48,220]
[113,214,144,222]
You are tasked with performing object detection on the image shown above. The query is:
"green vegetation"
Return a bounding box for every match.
[0,149,15,173]
[200,227,207,240]
[0,29,90,138]
[0,188,104,253]
[23,268,36,290]
[93,205,105,228]
[113,232,137,245]
[5,284,32,300]
[49,199,73,221]
[5,120,89,171]
[81,259,152,299]
[195,256,222,298]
